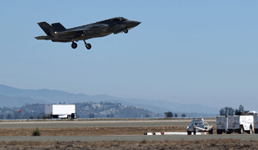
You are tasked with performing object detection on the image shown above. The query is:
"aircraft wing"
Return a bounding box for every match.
[70,24,109,31]
[54,30,85,37]
[54,24,109,37]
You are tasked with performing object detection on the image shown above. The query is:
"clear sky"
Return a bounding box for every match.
[0,1,258,109]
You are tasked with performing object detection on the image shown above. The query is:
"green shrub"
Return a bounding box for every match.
[32,127,41,136]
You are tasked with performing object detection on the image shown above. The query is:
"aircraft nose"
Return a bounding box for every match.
[130,21,141,28]
[133,21,141,27]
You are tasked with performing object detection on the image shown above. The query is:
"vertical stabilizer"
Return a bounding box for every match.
[37,22,55,35]
[51,23,66,32]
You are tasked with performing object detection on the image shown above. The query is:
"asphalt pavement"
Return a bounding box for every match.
[0,120,216,128]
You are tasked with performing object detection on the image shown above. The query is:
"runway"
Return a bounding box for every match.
[1,120,257,143]
[0,134,258,141]
[0,120,216,128]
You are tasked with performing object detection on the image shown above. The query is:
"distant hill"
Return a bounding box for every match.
[0,84,219,114]
[0,95,48,107]
[0,102,157,119]
[108,99,219,115]
[0,84,92,103]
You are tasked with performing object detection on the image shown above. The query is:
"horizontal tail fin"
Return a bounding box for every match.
[35,35,51,40]
[38,22,55,36]
[51,23,66,32]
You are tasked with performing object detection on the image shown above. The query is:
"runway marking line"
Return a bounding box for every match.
[144,132,208,135]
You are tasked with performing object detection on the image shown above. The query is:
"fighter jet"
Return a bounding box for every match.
[35,17,141,50]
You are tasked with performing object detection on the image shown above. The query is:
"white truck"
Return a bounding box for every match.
[251,111,258,133]
[45,104,76,119]
[216,115,254,134]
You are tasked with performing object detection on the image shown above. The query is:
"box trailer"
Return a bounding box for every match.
[216,115,254,134]
[45,104,76,119]
[216,116,227,134]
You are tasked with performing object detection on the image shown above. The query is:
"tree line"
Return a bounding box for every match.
[164,111,186,118]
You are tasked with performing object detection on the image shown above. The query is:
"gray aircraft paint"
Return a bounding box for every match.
[35,17,141,49]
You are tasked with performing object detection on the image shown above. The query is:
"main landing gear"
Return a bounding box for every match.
[124,29,128,34]
[83,40,91,50]
[71,41,92,50]
[71,42,77,49]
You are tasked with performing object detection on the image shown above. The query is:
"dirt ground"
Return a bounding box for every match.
[0,139,257,150]
[0,126,194,136]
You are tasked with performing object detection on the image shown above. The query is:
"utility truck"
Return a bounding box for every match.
[45,104,76,119]
[250,111,258,134]
[186,118,213,135]
[216,108,255,134]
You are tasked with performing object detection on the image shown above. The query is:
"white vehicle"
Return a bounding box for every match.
[186,118,213,135]
[45,104,76,119]
[247,110,257,116]
[250,111,258,133]
[216,115,254,134]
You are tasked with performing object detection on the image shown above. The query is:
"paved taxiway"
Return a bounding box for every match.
[2,120,257,142]
[0,134,258,141]
[0,120,216,128]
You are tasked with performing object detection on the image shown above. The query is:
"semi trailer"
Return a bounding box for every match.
[45,104,76,119]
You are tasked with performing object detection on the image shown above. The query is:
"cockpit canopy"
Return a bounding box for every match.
[113,17,127,22]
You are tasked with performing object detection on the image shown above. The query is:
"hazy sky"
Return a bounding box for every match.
[0,1,258,109]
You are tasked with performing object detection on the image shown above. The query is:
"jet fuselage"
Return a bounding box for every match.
[35,17,141,49]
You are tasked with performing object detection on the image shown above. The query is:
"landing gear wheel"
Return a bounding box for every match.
[248,126,253,134]
[255,129,258,134]
[193,129,196,135]
[238,126,244,134]
[249,129,253,134]
[71,42,77,49]
[187,131,191,135]
[83,40,91,50]
[209,129,213,134]
[217,129,222,134]
[86,43,91,50]
[124,29,128,33]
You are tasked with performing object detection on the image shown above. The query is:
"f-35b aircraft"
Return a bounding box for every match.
[35,17,141,50]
